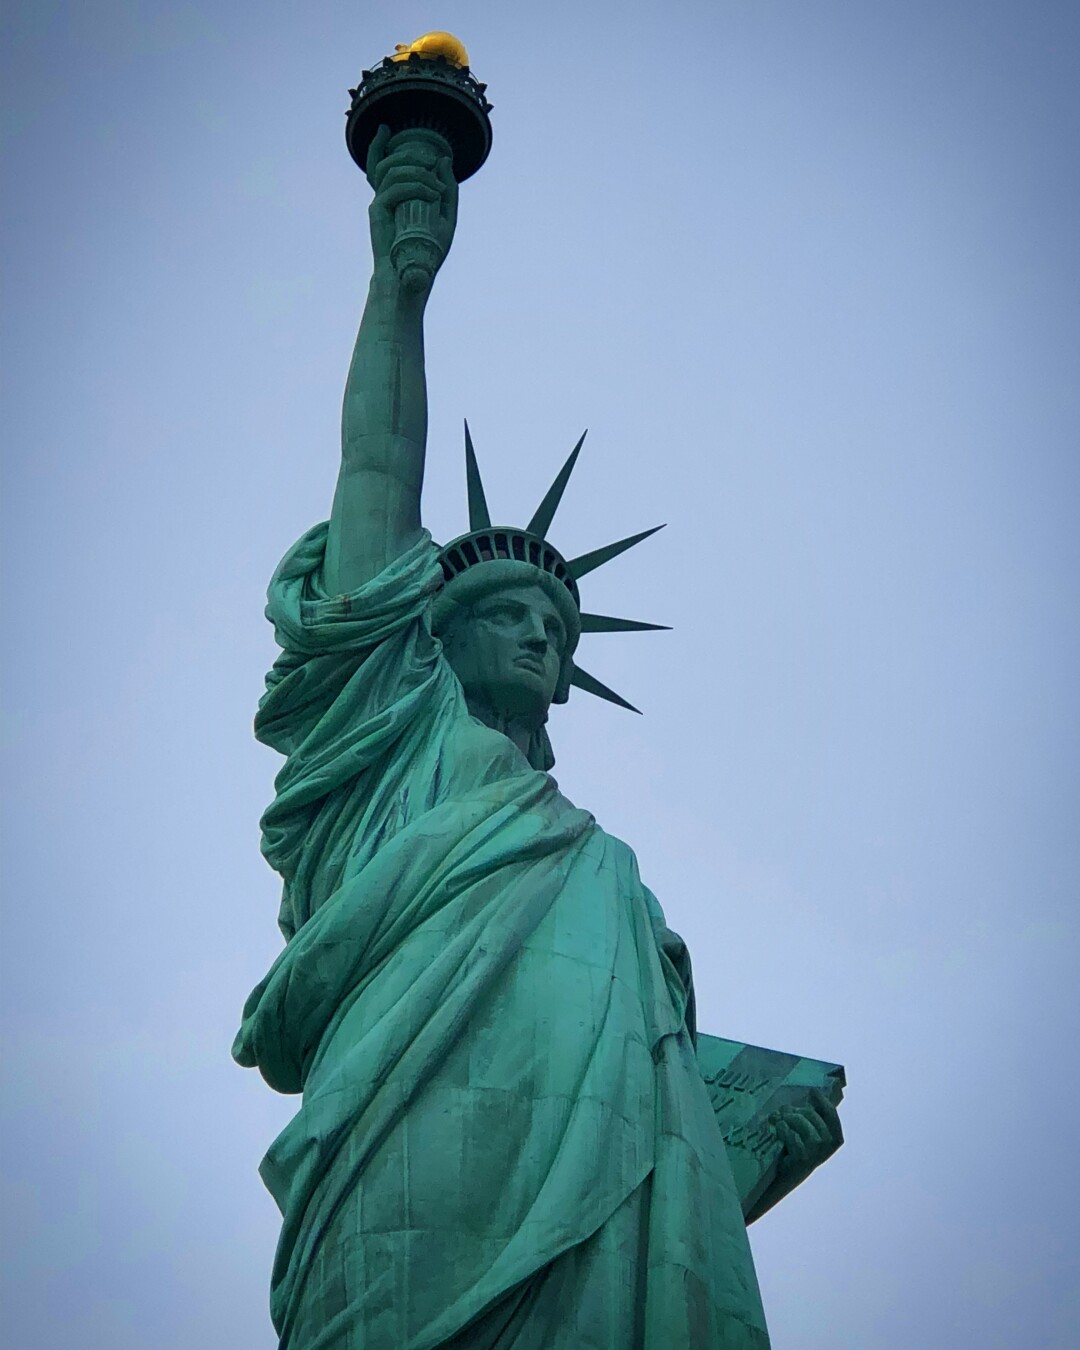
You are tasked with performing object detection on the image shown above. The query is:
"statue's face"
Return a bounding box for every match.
[442,583,568,722]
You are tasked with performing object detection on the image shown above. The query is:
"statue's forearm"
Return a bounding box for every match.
[325,261,429,594]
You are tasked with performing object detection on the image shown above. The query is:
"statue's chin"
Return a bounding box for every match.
[463,675,552,729]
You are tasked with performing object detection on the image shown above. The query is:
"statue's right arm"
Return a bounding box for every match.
[324,128,459,595]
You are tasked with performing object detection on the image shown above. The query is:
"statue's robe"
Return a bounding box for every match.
[234,526,770,1350]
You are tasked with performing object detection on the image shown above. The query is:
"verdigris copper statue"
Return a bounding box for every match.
[234,32,845,1349]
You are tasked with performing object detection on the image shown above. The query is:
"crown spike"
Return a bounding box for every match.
[579,614,671,634]
[570,665,641,714]
[464,420,491,531]
[568,524,665,580]
[526,430,586,538]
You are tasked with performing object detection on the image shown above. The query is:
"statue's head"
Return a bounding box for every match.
[432,423,669,768]
[432,559,579,770]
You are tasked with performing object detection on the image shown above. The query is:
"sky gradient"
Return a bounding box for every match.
[3,2,1078,1346]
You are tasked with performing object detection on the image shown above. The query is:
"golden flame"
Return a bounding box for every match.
[391,31,469,69]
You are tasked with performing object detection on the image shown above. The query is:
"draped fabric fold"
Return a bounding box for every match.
[234,526,770,1348]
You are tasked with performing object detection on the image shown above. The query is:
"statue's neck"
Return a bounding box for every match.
[465,695,541,760]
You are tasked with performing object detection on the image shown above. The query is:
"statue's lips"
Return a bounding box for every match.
[513,654,547,677]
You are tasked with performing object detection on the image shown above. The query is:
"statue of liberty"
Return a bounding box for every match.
[234,35,843,1349]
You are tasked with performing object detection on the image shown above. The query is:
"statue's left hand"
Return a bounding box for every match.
[767,1088,844,1188]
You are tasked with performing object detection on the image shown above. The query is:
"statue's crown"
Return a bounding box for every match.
[435,424,667,713]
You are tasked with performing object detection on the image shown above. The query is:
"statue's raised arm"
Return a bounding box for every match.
[324,124,458,595]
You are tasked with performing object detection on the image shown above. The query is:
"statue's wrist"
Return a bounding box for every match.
[369,258,429,318]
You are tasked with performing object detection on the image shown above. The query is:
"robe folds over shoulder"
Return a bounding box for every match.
[234,526,770,1350]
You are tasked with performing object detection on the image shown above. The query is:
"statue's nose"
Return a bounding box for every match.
[521,612,549,653]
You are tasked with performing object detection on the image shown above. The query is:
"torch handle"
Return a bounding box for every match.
[387,128,454,293]
[390,198,443,293]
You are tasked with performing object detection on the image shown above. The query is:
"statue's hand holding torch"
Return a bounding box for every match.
[366,124,458,294]
[346,33,492,295]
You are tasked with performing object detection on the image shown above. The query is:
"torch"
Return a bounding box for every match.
[346,32,493,292]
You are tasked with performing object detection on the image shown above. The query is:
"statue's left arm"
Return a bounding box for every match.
[744,1090,844,1223]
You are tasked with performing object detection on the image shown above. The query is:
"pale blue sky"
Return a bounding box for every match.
[3,2,1078,1346]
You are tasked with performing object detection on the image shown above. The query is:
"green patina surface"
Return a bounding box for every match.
[235,42,843,1349]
